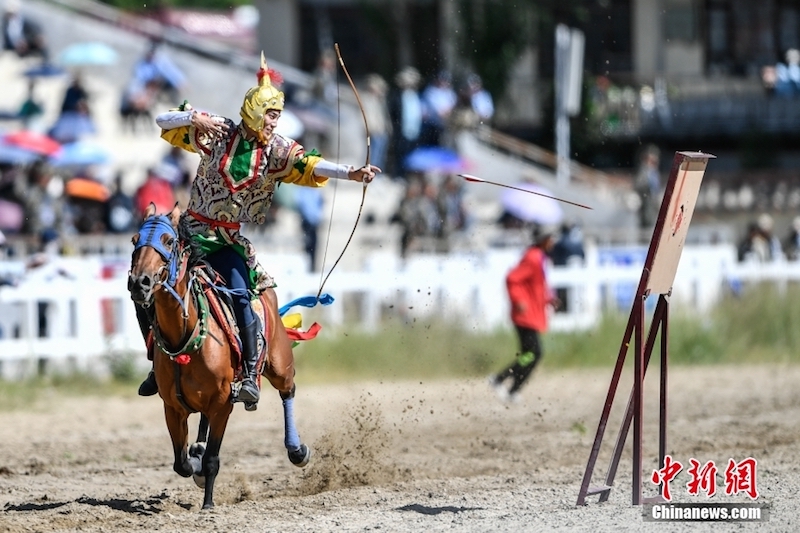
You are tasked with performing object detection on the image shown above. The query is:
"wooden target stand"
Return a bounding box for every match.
[576,151,715,506]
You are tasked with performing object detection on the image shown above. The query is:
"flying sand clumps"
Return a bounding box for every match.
[298,397,411,495]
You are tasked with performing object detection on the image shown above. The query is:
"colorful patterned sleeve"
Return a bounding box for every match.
[280,144,329,188]
[160,125,197,153]
[159,110,231,156]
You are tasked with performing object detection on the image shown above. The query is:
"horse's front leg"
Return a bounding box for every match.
[163,404,193,478]
[200,403,233,510]
[188,414,209,483]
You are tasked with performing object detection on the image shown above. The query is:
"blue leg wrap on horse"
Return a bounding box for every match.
[283,397,301,450]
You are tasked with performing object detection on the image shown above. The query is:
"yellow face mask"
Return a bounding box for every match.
[240,52,285,143]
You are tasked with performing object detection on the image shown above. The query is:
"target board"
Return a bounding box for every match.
[645,152,713,296]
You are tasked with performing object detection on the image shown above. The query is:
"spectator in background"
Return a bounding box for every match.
[392,174,429,257]
[17,160,68,250]
[489,224,559,403]
[738,222,765,263]
[64,168,111,234]
[437,174,470,245]
[551,221,585,267]
[550,221,585,314]
[1,0,48,60]
[18,79,44,130]
[50,74,96,144]
[737,214,783,263]
[134,163,178,217]
[635,144,661,231]
[465,73,494,123]
[159,145,194,207]
[450,73,494,135]
[160,145,193,188]
[105,172,136,234]
[309,50,338,152]
[756,212,784,261]
[60,74,89,114]
[361,73,392,173]
[421,179,442,241]
[119,78,162,134]
[784,216,800,261]
[132,39,186,103]
[310,49,338,116]
[294,186,324,272]
[774,48,800,98]
[420,70,457,147]
[389,66,423,178]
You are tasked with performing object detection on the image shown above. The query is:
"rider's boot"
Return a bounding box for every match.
[237,319,261,405]
[138,369,158,397]
[135,305,158,397]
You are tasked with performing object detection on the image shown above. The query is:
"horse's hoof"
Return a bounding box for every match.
[244,401,258,412]
[288,444,311,467]
[193,473,206,489]
[189,442,206,458]
[188,442,206,479]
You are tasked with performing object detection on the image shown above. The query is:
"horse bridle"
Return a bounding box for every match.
[132,215,210,359]
[132,215,190,314]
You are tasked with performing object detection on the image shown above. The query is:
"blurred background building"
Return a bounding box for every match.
[4,0,800,373]
[2,0,800,256]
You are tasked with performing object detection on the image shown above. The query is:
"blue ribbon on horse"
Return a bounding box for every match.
[279,293,334,343]
[278,293,334,316]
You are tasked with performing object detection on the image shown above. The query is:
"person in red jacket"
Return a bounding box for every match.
[490,224,560,402]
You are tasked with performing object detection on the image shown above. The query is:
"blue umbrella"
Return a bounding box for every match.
[405,146,470,173]
[58,42,118,66]
[49,142,109,167]
[0,142,42,165]
[48,112,97,144]
[23,63,66,78]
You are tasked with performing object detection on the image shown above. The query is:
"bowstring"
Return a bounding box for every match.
[317,49,341,293]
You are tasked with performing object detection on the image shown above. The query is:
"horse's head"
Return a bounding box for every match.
[128,203,184,307]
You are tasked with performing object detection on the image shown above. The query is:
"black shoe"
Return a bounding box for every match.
[238,377,260,403]
[138,371,158,396]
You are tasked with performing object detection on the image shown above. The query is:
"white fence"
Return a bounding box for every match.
[0,243,794,379]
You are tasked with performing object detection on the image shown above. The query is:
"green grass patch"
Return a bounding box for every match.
[297,282,800,381]
[295,316,515,383]
[3,282,799,403]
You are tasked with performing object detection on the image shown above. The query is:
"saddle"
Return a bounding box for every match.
[193,265,269,385]
[143,262,329,382]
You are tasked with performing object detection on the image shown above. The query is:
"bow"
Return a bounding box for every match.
[316,43,371,300]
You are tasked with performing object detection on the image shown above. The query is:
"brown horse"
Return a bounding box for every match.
[127,204,310,509]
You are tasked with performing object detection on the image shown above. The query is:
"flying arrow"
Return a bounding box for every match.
[459,174,593,210]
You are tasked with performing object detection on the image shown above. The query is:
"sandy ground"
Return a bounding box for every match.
[0,364,797,532]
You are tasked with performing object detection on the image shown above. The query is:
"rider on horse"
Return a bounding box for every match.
[136,52,380,406]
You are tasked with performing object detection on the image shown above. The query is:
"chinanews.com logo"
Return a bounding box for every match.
[642,455,769,523]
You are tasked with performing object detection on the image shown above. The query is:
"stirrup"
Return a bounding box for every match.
[138,371,158,397]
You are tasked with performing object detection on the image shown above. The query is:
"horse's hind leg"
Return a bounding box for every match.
[279,385,311,467]
[263,367,310,466]
[262,289,311,467]
[163,405,193,478]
